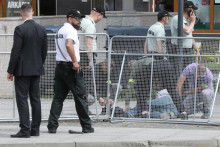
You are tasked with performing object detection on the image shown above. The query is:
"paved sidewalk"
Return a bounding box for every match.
[0,121,220,147]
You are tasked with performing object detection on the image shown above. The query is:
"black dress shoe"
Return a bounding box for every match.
[31,131,39,136]
[48,128,56,134]
[82,127,94,133]
[11,131,30,138]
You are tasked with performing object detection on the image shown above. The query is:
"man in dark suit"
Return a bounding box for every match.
[7,4,47,138]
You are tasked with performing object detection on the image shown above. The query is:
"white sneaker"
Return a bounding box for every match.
[170,112,175,119]
[141,111,149,118]
[160,112,171,120]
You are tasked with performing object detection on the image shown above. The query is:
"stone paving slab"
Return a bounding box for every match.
[0,122,219,147]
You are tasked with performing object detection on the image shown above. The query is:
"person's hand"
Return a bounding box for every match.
[85,61,93,70]
[86,65,92,70]
[72,62,80,72]
[7,73,13,81]
[125,105,131,111]
[99,97,105,106]
[183,90,192,96]
[183,91,188,95]
[189,11,196,23]
[106,99,114,106]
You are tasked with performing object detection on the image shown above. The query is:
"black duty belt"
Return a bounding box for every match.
[56,61,81,68]
[57,61,72,65]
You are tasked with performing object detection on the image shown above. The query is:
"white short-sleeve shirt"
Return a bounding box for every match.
[171,15,193,48]
[147,22,166,54]
[80,15,97,51]
[56,23,80,62]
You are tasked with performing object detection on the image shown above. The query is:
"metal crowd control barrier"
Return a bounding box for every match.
[0,33,110,121]
[109,35,220,125]
[1,33,220,126]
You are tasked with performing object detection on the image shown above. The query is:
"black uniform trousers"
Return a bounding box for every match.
[47,63,92,130]
[168,45,193,78]
[14,76,41,135]
[169,45,193,92]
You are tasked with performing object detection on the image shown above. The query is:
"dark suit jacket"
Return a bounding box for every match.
[7,19,47,76]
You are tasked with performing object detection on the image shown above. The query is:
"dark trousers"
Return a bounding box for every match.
[15,76,41,135]
[169,45,193,78]
[169,45,193,92]
[47,63,92,130]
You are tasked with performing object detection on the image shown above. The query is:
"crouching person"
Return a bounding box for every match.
[177,63,214,119]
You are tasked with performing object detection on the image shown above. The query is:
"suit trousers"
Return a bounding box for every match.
[14,76,41,134]
[47,63,92,130]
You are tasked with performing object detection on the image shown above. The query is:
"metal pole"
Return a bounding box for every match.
[178,0,183,74]
[110,52,126,120]
[91,54,99,119]
[37,0,40,16]
[208,71,220,121]
[13,81,16,118]
[152,0,155,12]
[148,56,154,119]
[106,37,112,117]
[56,0,57,16]
[178,0,183,37]
[91,0,93,11]
[193,59,199,120]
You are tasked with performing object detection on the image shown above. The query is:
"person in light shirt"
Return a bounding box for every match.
[47,9,94,134]
[177,63,214,119]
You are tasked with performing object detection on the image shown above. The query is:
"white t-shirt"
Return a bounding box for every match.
[80,15,97,51]
[55,23,80,62]
[171,15,193,48]
[147,22,166,54]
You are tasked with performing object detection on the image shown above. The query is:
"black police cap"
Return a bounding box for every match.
[67,9,85,19]
[93,6,107,18]
[184,1,198,10]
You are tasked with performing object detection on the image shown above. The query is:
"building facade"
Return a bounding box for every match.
[0,0,219,33]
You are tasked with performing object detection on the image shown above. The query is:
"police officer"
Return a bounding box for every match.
[125,11,172,112]
[170,1,200,75]
[144,10,172,60]
[80,6,106,114]
[135,11,184,116]
[47,9,94,134]
[80,6,106,70]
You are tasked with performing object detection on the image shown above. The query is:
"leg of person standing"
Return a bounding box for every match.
[182,48,193,91]
[47,64,70,133]
[134,67,150,117]
[12,76,31,138]
[154,60,184,113]
[169,45,180,78]
[68,69,93,132]
[183,48,193,70]
[29,76,41,136]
